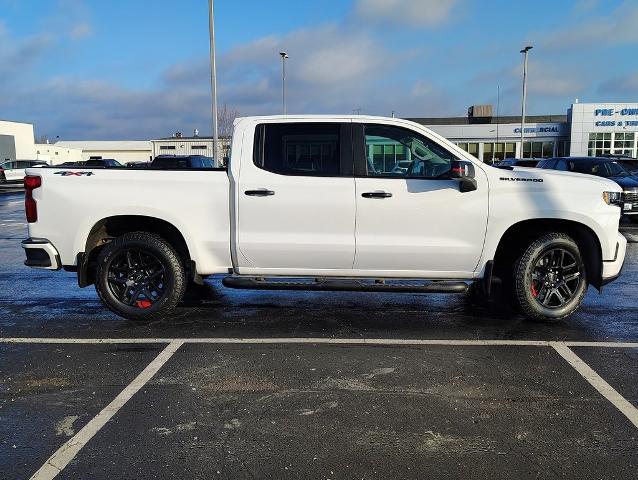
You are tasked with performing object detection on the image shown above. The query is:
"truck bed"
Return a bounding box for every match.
[25,167,232,274]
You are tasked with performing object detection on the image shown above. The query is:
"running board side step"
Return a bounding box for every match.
[222,277,469,294]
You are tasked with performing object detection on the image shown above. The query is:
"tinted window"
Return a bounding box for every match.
[555,159,568,171]
[17,161,33,168]
[619,160,638,173]
[536,159,553,169]
[1,162,14,169]
[254,123,341,176]
[517,160,538,168]
[151,158,190,169]
[568,160,628,178]
[363,124,457,178]
[188,156,214,168]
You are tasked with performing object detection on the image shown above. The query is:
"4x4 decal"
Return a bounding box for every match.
[54,171,95,177]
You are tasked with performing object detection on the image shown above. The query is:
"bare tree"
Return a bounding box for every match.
[217,104,240,139]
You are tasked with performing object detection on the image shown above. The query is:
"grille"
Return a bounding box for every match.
[624,191,638,204]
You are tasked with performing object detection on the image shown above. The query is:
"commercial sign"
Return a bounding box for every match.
[513,126,560,134]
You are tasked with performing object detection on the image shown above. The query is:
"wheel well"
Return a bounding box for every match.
[493,219,602,289]
[81,215,192,287]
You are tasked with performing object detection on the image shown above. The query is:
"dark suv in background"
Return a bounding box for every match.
[495,158,542,168]
[537,157,638,222]
[149,155,215,169]
[85,158,123,168]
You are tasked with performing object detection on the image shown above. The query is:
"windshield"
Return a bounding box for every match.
[619,160,638,174]
[570,160,629,178]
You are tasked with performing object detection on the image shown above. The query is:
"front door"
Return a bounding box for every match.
[353,122,489,277]
[236,121,356,274]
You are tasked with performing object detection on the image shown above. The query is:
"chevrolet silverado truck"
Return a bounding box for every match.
[22,116,627,321]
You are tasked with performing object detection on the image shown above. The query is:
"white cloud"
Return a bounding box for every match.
[354,0,460,27]
[598,72,638,96]
[0,24,55,85]
[511,61,587,97]
[543,1,638,49]
[69,22,93,40]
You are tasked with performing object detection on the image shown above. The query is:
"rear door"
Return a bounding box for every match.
[352,122,489,276]
[236,121,356,273]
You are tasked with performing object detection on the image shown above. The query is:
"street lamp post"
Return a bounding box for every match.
[280,52,288,115]
[208,0,220,166]
[520,46,533,159]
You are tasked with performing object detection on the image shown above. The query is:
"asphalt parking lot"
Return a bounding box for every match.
[1,191,638,479]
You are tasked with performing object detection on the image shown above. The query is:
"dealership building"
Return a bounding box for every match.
[1,102,637,166]
[410,102,638,163]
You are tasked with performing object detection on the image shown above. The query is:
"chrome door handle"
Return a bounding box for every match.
[245,189,275,197]
[362,191,392,199]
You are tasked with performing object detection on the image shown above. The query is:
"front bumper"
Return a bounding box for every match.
[22,238,62,270]
[601,233,627,285]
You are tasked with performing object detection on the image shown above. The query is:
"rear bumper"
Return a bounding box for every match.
[601,233,627,285]
[22,238,62,270]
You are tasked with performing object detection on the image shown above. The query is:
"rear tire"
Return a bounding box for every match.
[95,232,186,320]
[514,233,587,321]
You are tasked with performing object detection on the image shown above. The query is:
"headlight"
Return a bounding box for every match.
[603,191,623,206]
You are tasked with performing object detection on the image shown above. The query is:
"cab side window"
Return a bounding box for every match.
[363,124,457,178]
[254,123,342,176]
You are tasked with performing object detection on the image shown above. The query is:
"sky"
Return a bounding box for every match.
[0,0,637,140]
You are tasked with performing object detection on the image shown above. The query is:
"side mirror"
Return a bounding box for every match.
[450,160,477,192]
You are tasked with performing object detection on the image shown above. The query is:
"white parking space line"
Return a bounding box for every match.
[2,337,638,348]
[564,341,638,348]
[29,340,183,480]
[552,342,638,429]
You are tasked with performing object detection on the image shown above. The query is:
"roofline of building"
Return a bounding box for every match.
[407,115,568,126]
[0,119,33,126]
[153,136,232,141]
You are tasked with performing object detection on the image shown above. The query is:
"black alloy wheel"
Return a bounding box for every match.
[514,233,588,321]
[95,232,186,320]
[106,249,166,309]
[530,248,582,309]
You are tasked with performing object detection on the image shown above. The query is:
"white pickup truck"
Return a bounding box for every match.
[22,116,626,321]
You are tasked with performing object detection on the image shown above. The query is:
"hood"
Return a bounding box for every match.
[609,175,638,190]
[484,165,623,192]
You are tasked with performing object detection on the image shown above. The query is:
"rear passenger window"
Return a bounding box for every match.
[254,123,341,176]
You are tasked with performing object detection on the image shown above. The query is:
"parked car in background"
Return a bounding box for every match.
[496,158,542,168]
[0,160,47,183]
[537,156,638,222]
[150,155,215,169]
[84,159,123,168]
[57,161,87,167]
[125,161,150,168]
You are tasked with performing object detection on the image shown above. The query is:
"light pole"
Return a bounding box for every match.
[280,52,288,115]
[520,45,533,158]
[208,0,220,166]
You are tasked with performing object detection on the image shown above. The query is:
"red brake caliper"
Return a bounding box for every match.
[531,281,539,298]
[136,300,153,309]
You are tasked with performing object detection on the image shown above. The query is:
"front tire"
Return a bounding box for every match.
[514,233,587,321]
[95,232,186,320]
